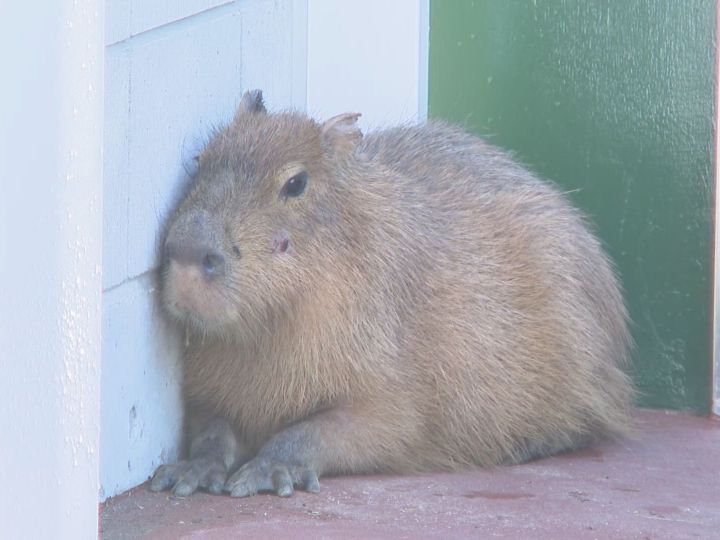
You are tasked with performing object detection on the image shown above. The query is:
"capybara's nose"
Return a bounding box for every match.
[165,241,226,278]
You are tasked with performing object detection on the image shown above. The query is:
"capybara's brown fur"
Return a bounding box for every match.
[151,90,634,498]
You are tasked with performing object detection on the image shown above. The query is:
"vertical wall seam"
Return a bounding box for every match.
[418,0,430,121]
[713,0,719,416]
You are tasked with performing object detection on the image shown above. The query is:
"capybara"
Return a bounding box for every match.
[151,90,633,498]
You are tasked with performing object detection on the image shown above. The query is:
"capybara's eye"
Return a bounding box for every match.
[283,171,308,198]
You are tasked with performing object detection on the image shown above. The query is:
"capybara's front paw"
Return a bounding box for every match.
[224,456,320,498]
[150,457,227,497]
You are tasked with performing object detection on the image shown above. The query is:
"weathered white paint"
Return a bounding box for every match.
[307,0,429,130]
[101,0,308,500]
[101,275,184,499]
[105,0,233,45]
[0,0,103,537]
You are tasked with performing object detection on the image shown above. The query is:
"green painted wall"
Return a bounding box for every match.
[429,1,716,412]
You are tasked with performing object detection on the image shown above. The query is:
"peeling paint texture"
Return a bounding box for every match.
[429,0,715,412]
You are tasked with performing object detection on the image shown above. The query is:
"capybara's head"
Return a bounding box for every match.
[161,90,361,335]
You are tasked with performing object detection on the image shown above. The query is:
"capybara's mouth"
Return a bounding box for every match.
[162,261,237,330]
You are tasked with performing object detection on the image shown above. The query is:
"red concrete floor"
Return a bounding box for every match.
[100,410,720,539]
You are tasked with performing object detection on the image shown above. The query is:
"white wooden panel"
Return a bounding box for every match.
[307,0,427,130]
[106,0,233,45]
[0,1,103,537]
[100,275,183,499]
[103,48,131,289]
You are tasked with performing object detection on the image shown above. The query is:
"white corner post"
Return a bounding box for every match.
[0,1,104,538]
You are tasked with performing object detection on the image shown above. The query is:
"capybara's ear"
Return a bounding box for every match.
[234,89,267,119]
[321,112,362,153]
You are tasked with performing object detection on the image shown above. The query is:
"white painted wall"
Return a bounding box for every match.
[100,0,308,500]
[0,1,104,538]
[307,0,429,130]
[0,0,431,530]
[100,0,429,502]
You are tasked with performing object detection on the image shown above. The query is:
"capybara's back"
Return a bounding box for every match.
[153,91,634,499]
[359,123,633,467]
